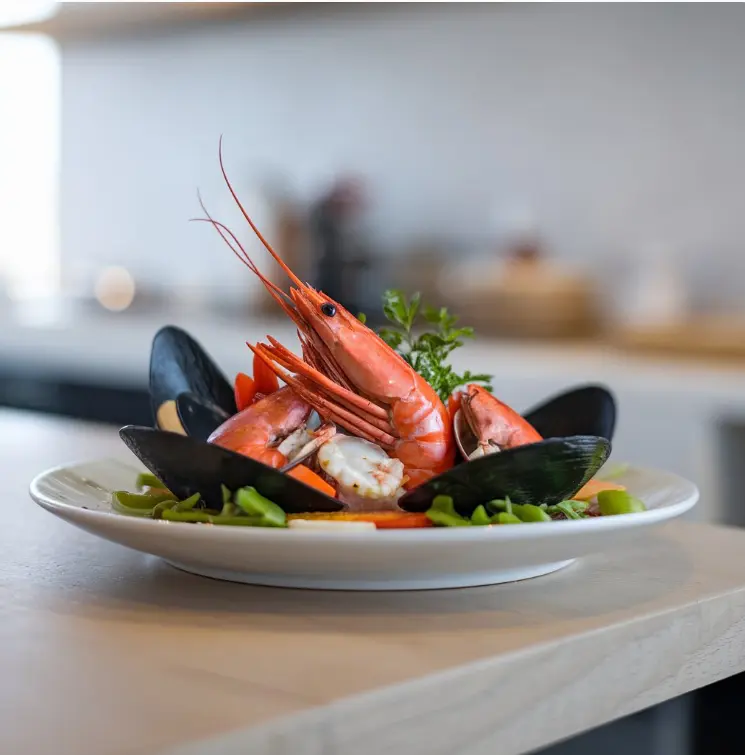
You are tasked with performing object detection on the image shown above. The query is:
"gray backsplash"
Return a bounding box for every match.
[59,3,745,307]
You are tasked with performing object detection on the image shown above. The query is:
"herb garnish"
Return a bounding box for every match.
[374,289,493,403]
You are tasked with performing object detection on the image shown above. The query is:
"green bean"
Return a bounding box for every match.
[161,510,266,526]
[113,490,173,508]
[220,501,238,517]
[234,487,286,527]
[512,503,551,523]
[492,512,522,525]
[173,493,201,512]
[597,490,646,516]
[471,505,492,526]
[545,500,588,519]
[112,490,174,516]
[486,497,513,515]
[151,499,181,519]
[111,498,153,518]
[554,501,583,520]
[425,495,471,527]
[136,472,166,490]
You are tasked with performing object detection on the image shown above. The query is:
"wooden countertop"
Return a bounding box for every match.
[5,409,745,755]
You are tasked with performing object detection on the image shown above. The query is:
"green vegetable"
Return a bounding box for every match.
[111,496,155,518]
[512,503,551,522]
[471,505,492,526]
[113,482,291,528]
[425,495,472,527]
[486,497,513,515]
[136,472,167,490]
[432,498,553,526]
[554,501,583,520]
[597,490,646,516]
[492,512,522,525]
[220,501,238,517]
[161,510,267,525]
[544,500,588,519]
[234,486,287,527]
[112,490,174,513]
[151,499,181,519]
[377,289,493,402]
[357,312,367,324]
[173,493,201,512]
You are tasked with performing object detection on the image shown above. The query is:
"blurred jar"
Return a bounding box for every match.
[440,205,599,339]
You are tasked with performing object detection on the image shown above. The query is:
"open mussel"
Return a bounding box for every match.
[149,326,237,434]
[523,384,616,442]
[176,392,231,441]
[119,425,343,513]
[399,435,610,515]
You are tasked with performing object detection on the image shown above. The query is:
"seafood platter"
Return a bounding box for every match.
[29,143,699,590]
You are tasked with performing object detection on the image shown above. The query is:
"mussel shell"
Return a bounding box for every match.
[452,408,481,460]
[398,435,611,515]
[523,385,616,442]
[176,392,231,442]
[119,425,343,513]
[149,326,237,429]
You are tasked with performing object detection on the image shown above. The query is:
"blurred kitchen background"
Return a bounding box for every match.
[2,3,745,751]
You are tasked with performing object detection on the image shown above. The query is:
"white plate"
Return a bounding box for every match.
[29,459,698,591]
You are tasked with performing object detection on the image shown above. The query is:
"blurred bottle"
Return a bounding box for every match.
[620,242,688,328]
[308,177,370,313]
[255,188,308,317]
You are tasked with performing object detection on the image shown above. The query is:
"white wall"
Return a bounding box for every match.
[60,3,745,305]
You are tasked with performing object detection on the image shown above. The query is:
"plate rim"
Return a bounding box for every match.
[28,457,700,544]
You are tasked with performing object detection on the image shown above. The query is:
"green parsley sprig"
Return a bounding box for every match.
[373,289,493,403]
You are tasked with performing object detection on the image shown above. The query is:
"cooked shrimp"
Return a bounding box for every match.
[458,384,542,459]
[208,385,335,468]
[198,141,455,488]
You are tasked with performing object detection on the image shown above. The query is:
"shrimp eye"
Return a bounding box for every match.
[321,303,337,317]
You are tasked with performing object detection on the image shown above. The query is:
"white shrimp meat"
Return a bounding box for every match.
[317,435,405,511]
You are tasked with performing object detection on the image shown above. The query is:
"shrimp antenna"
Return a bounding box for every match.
[191,194,298,321]
[217,135,304,288]
[192,192,287,297]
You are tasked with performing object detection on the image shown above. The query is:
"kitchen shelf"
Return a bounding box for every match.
[4,2,313,41]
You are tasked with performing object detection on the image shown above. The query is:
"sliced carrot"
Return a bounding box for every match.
[253,351,280,396]
[286,465,337,498]
[286,511,433,529]
[358,511,433,529]
[234,372,256,412]
[573,478,626,502]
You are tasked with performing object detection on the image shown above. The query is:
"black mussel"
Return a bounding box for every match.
[119,425,343,513]
[176,392,231,442]
[398,435,610,515]
[149,326,237,433]
[523,384,616,442]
